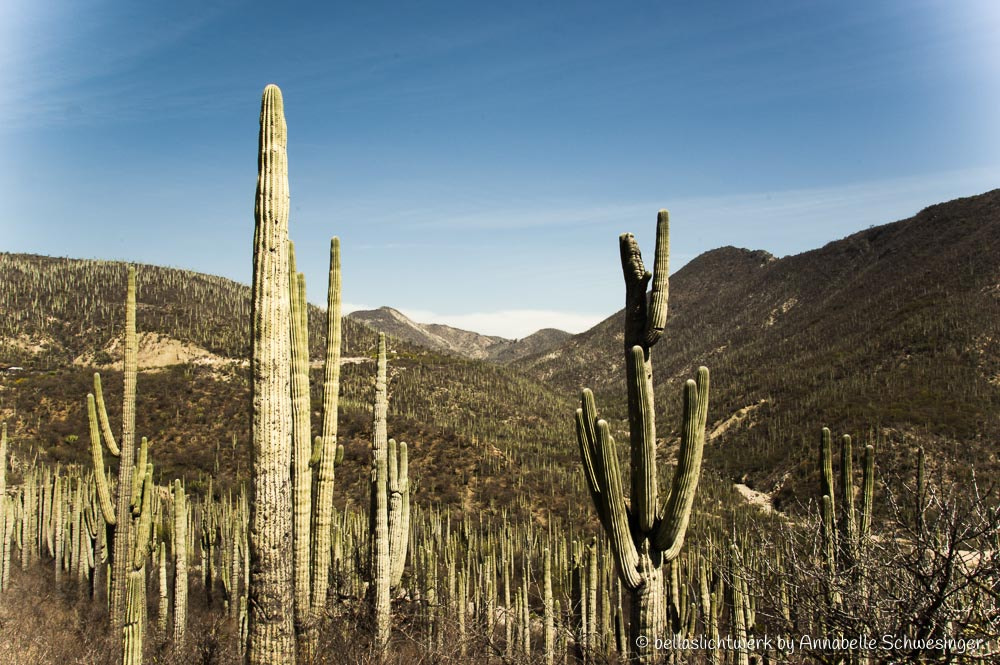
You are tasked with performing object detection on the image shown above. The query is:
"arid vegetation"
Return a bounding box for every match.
[1,85,998,664]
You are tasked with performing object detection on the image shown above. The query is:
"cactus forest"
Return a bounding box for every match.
[2,78,1000,664]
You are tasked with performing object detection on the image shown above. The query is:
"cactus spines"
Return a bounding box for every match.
[289,243,313,647]
[371,334,392,652]
[123,462,154,665]
[83,265,138,635]
[0,423,5,516]
[248,82,296,665]
[820,428,836,513]
[543,547,555,665]
[859,444,875,540]
[575,211,709,664]
[368,333,413,654]
[173,480,188,647]
[311,236,344,614]
[839,434,857,565]
[158,540,168,633]
[87,395,117,526]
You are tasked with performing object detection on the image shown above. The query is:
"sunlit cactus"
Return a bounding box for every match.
[369,333,412,654]
[173,479,188,647]
[288,241,313,651]
[85,264,139,636]
[247,82,296,665]
[311,237,344,621]
[122,462,154,665]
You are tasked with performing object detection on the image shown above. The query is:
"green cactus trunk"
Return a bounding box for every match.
[288,244,313,653]
[173,480,188,648]
[110,267,139,633]
[574,211,709,664]
[311,237,344,617]
[247,83,296,665]
[371,333,392,652]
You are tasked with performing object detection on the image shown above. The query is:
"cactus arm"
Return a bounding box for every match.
[653,368,709,559]
[86,394,117,526]
[626,345,658,532]
[619,232,652,348]
[92,373,121,458]
[132,465,154,570]
[575,406,610,532]
[130,437,148,516]
[643,210,670,347]
[593,420,642,589]
[387,439,403,581]
[309,436,322,469]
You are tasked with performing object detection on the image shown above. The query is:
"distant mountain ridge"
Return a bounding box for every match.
[347,306,571,363]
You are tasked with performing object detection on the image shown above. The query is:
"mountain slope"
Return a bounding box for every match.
[517,189,1000,508]
[348,306,570,362]
[0,255,591,523]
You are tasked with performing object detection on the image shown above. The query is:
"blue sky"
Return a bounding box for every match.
[2,1,998,337]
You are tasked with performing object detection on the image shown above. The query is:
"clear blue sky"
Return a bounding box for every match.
[2,0,998,337]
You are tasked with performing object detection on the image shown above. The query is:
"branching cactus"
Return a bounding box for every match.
[123,462,154,665]
[86,264,140,634]
[369,333,411,653]
[574,211,710,664]
[247,82,296,665]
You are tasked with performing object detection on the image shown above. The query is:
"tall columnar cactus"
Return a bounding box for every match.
[818,428,874,575]
[288,242,313,649]
[574,211,710,664]
[247,82,296,665]
[543,547,555,665]
[172,479,188,647]
[86,265,139,634]
[371,333,392,651]
[311,237,345,618]
[0,423,5,518]
[369,333,411,653]
[0,423,6,595]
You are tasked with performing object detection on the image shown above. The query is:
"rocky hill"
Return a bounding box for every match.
[517,189,1000,509]
[347,306,570,362]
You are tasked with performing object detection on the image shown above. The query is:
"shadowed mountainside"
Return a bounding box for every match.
[516,189,1000,509]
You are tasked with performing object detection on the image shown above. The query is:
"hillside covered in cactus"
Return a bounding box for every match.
[517,188,1000,510]
[4,189,1000,518]
[0,81,997,665]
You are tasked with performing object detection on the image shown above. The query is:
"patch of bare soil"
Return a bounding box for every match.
[73,332,230,370]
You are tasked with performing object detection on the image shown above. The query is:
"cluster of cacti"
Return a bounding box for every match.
[574,210,710,663]
[819,428,875,595]
[3,81,999,665]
